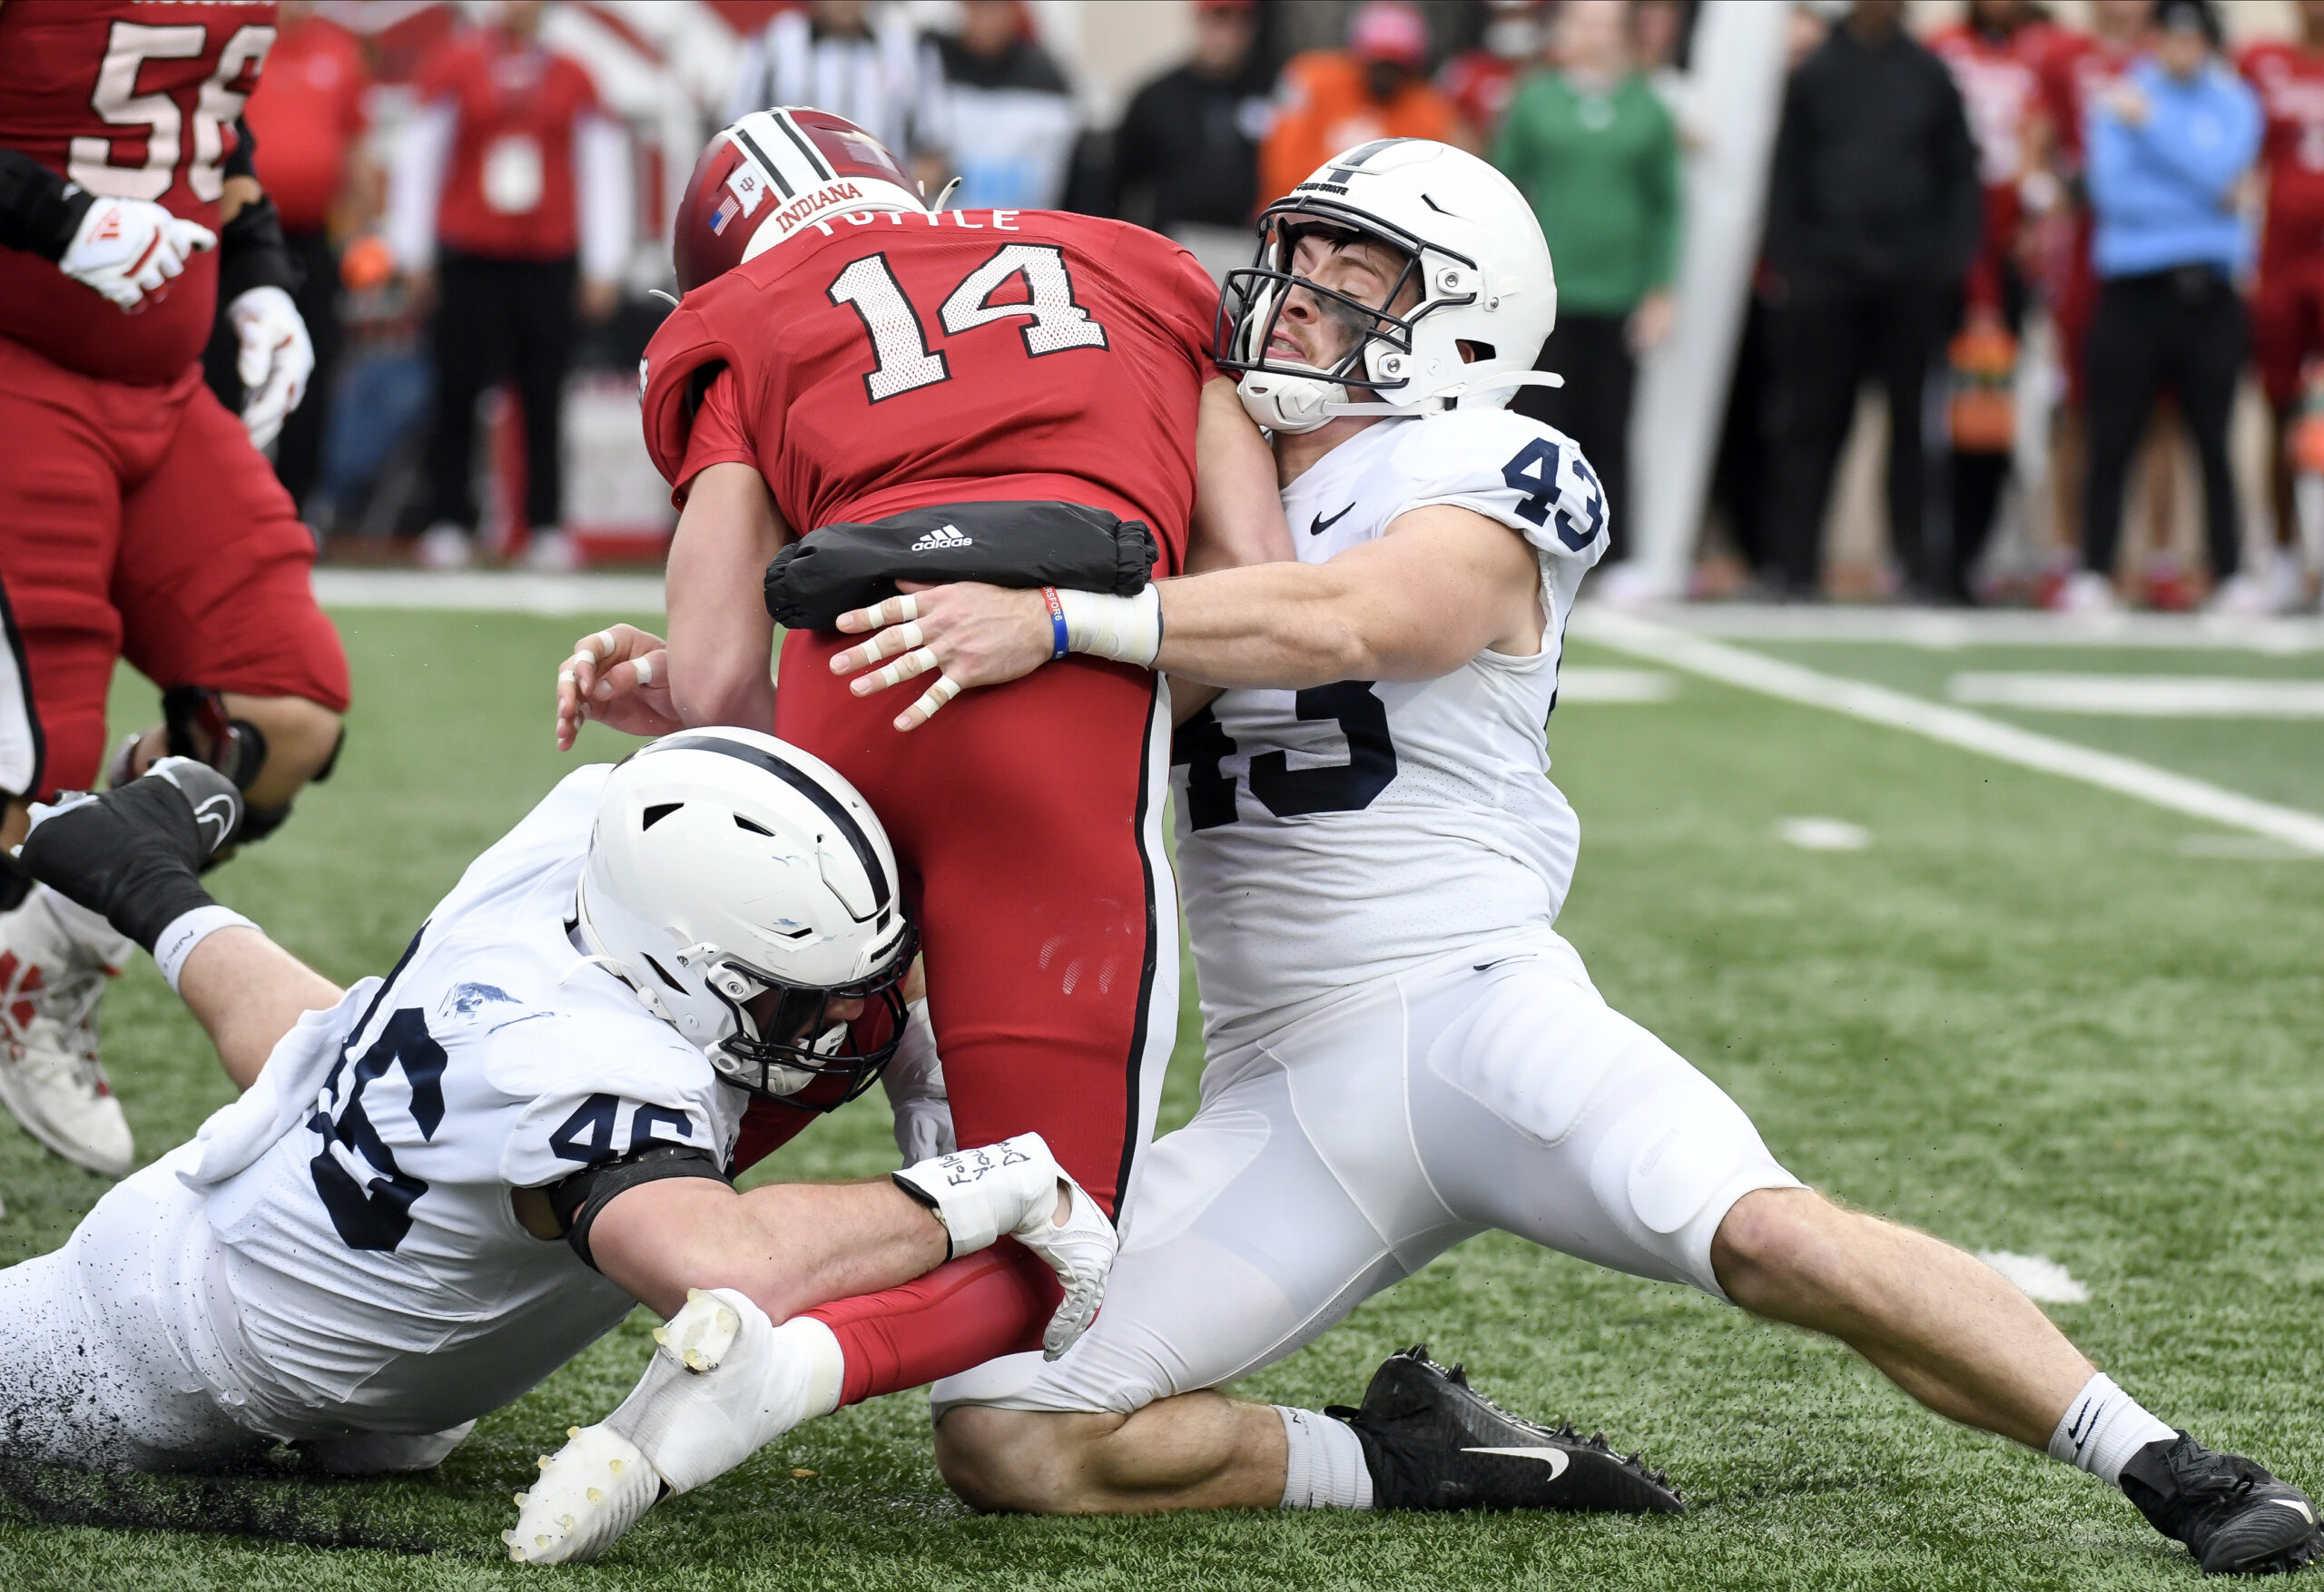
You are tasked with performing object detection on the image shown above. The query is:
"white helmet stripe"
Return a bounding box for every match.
[772,111,835,182]
[728,125,794,201]
[655,733,891,915]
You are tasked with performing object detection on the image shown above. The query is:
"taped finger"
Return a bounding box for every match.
[633,654,655,688]
[894,673,961,732]
[871,645,940,691]
[860,620,926,665]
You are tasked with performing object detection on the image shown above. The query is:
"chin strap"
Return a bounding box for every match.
[1318,369,1565,418]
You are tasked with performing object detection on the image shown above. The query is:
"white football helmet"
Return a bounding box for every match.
[1219,138,1560,434]
[576,729,915,1106]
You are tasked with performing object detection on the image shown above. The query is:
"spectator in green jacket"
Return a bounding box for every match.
[1492,0,1679,567]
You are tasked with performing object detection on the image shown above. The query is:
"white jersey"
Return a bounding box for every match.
[191,765,748,1438]
[1173,408,1607,1036]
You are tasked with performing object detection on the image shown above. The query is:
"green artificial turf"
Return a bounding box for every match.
[0,613,2317,1589]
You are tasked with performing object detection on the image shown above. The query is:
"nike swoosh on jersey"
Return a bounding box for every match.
[1309,503,1355,536]
[1462,1446,1570,1479]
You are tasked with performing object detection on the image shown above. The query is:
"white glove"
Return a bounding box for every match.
[881,998,956,1164]
[58,195,216,311]
[892,1131,1119,1359]
[227,285,314,451]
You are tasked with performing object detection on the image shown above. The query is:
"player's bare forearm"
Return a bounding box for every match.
[665,463,790,731]
[1187,377,1294,575]
[1157,509,1541,688]
[176,927,345,1093]
[591,1174,948,1322]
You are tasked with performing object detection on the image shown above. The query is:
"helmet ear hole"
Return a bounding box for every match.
[642,954,688,993]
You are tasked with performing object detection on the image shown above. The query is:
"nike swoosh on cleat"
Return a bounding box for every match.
[2268,1499,2318,1525]
[1310,503,1355,536]
[1462,1446,1570,1479]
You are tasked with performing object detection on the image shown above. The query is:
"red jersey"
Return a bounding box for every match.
[415,27,597,261]
[2240,39,2324,276]
[1931,20,2053,308]
[244,11,368,235]
[641,210,1221,573]
[0,0,277,385]
[2038,29,2138,174]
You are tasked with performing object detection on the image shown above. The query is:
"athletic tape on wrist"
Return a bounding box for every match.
[1054,585,1163,667]
[153,905,258,994]
[1041,586,1068,660]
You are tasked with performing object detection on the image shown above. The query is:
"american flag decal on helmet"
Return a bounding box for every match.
[709,191,742,235]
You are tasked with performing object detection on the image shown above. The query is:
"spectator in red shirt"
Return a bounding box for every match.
[387,0,631,572]
[2240,0,2324,609]
[1929,0,2053,603]
[238,0,370,519]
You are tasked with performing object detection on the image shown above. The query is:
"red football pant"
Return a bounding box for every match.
[0,337,350,797]
[2250,264,2324,412]
[772,634,1179,1399]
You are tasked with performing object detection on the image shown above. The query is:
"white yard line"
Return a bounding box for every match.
[1574,609,2324,855]
[1556,666,1679,703]
[314,570,667,615]
[1606,600,2324,654]
[1947,673,2324,717]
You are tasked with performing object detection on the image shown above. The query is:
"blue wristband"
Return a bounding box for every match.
[1041,586,1068,661]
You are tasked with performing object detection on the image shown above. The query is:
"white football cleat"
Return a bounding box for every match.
[415,523,475,571]
[2051,569,2120,614]
[503,1422,660,1565]
[0,887,133,1176]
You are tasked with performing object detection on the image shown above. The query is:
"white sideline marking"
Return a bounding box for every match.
[1557,667,1679,703]
[1777,817,1869,851]
[1975,1252,2091,1304]
[1572,609,2324,856]
[1601,600,2324,654]
[314,571,666,615]
[1948,673,2324,718]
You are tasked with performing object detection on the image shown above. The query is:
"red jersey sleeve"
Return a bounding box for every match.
[673,367,759,507]
[1108,228,1225,386]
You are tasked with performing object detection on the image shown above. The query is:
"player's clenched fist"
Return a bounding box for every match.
[58,195,216,311]
[555,624,682,750]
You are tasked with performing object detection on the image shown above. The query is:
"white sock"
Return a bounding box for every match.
[35,884,134,970]
[2048,1372,2177,1486]
[1276,1406,1374,1509]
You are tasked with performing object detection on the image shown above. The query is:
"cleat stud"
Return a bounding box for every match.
[514,1493,529,1507]
[536,1535,550,1548]
[586,1488,601,1502]
[502,1529,517,1544]
[608,1458,624,1474]
[686,1286,705,1302]
[684,1348,707,1371]
[537,1456,553,1470]
[652,1327,668,1346]
[509,1548,526,1563]
[717,1307,740,1333]
[560,1515,575,1529]
[567,1425,582,1439]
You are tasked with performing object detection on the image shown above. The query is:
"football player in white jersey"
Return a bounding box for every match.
[0,734,1116,1566]
[805,140,2319,1576]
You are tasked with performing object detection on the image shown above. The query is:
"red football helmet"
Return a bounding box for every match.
[673,108,925,294]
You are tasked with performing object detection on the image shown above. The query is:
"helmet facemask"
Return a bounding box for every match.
[1216,201,1476,433]
[696,921,920,1108]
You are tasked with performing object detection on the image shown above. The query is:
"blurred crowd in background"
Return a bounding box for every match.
[244,0,2324,614]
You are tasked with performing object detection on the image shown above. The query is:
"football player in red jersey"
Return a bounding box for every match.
[0,0,351,1176]
[2240,0,2324,611]
[1930,0,2055,602]
[532,107,1287,1559]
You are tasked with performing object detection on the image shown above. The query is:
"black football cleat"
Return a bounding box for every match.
[1326,1345,1684,1515]
[2120,1432,2324,1576]
[19,759,242,952]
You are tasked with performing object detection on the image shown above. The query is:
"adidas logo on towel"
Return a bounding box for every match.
[911,525,973,553]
